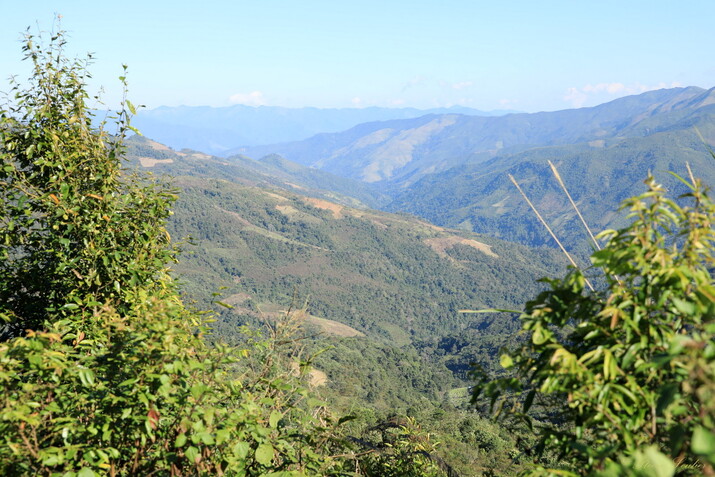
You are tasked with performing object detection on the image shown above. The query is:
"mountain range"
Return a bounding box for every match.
[236,86,715,184]
[132,104,518,155]
[122,87,715,475]
[127,85,715,311]
[224,86,715,250]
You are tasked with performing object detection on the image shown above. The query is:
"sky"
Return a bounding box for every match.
[1,1,714,113]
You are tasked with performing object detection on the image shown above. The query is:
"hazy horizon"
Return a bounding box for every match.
[2,1,714,113]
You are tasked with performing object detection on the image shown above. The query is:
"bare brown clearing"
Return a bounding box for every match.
[424,236,498,258]
[304,197,344,218]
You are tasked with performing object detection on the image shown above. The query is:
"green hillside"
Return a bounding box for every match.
[124,139,574,475]
[125,135,567,343]
[238,87,714,186]
[387,122,715,251]
[166,174,567,341]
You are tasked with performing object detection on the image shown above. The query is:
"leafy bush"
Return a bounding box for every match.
[474,174,715,476]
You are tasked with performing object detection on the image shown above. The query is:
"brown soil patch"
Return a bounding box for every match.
[138,157,174,167]
[223,293,251,306]
[290,362,328,388]
[276,204,301,216]
[285,182,306,190]
[213,206,253,227]
[309,368,328,387]
[425,236,498,258]
[257,304,364,338]
[304,197,344,218]
[306,315,365,337]
[146,139,172,151]
[264,191,288,202]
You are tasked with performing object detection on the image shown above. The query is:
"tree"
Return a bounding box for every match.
[0,29,346,476]
[473,173,715,476]
[0,28,177,337]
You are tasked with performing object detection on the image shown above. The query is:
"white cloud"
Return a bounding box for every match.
[563,81,683,108]
[582,82,626,94]
[452,81,474,90]
[228,91,266,106]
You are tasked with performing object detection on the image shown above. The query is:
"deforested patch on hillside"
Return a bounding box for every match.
[138,156,175,167]
[425,236,498,258]
[304,197,345,218]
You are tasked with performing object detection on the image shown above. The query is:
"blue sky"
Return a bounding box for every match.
[2,1,714,112]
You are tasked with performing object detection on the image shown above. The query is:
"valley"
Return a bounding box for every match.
[122,88,715,474]
[4,7,714,474]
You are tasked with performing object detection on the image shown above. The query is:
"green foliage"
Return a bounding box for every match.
[0,295,348,475]
[474,174,715,475]
[353,417,448,477]
[0,30,177,336]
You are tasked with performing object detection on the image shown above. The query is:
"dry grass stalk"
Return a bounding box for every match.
[548,161,623,286]
[686,161,696,185]
[548,160,601,251]
[508,174,595,292]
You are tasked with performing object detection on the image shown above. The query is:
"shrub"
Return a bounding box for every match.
[474,174,715,476]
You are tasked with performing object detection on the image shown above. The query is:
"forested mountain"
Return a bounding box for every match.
[236,87,713,184]
[132,103,517,155]
[124,87,715,475]
[124,137,572,475]
[126,136,567,342]
[387,124,715,251]
[231,86,715,251]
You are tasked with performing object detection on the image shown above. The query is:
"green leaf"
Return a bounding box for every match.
[190,383,208,399]
[174,433,187,448]
[269,410,281,428]
[78,369,95,387]
[671,297,696,316]
[500,353,514,369]
[692,426,715,463]
[233,441,249,459]
[634,446,675,477]
[185,446,200,464]
[126,99,137,115]
[255,443,274,466]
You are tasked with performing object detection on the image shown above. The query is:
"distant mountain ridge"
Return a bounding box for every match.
[236,86,714,186]
[132,104,519,155]
[132,86,715,251]
[225,86,715,251]
[123,135,389,209]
